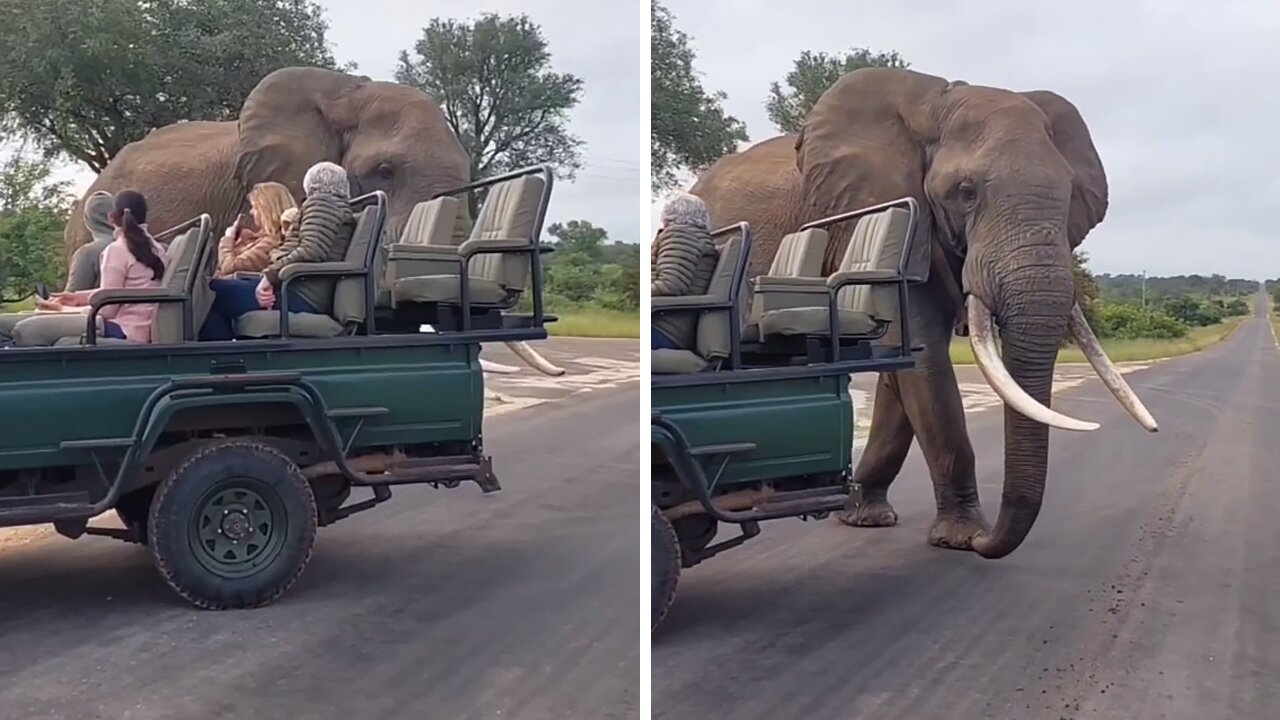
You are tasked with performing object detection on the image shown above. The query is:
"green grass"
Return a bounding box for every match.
[547,307,638,338]
[949,316,1246,365]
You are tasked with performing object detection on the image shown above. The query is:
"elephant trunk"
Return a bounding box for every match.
[968,254,1075,559]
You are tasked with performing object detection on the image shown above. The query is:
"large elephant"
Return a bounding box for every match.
[690,68,1155,558]
[65,66,561,375]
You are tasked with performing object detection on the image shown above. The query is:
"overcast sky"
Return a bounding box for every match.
[654,0,1280,279]
[56,0,643,243]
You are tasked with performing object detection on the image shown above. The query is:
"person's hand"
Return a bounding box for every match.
[35,298,63,311]
[255,276,276,309]
[50,291,83,306]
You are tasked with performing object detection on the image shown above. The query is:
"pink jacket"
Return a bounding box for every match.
[92,237,167,343]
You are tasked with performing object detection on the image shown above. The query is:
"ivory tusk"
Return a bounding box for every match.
[480,358,522,374]
[967,297,1099,432]
[1068,303,1158,432]
[505,340,566,376]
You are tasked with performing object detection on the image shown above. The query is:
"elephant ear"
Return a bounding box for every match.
[1019,90,1109,247]
[235,67,367,199]
[795,67,947,277]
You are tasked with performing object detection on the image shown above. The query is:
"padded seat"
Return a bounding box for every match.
[391,275,508,305]
[753,207,910,342]
[651,348,708,374]
[390,175,543,309]
[758,306,878,337]
[234,311,344,338]
[744,228,830,344]
[381,196,463,306]
[236,203,381,339]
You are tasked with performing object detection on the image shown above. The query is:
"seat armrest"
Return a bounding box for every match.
[90,288,186,307]
[827,269,902,288]
[651,293,729,312]
[278,261,364,281]
[233,271,263,281]
[458,237,533,256]
[388,243,459,260]
[754,275,828,292]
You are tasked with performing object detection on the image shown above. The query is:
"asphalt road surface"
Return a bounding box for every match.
[0,338,640,720]
[654,296,1280,720]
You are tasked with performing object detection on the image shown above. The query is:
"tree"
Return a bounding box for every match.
[0,0,345,173]
[1072,250,1099,307]
[544,220,608,303]
[547,220,607,262]
[395,13,583,212]
[650,2,747,192]
[766,48,909,133]
[0,150,72,301]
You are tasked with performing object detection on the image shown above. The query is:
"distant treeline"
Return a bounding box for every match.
[1095,274,1258,304]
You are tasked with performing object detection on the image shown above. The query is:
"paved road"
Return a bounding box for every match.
[0,338,640,720]
[654,297,1280,720]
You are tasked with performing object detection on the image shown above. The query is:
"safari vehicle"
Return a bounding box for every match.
[0,166,559,610]
[650,198,926,630]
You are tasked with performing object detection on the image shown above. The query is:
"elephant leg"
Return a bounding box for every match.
[896,342,988,550]
[838,373,914,528]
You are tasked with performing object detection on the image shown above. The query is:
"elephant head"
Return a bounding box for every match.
[796,68,1155,558]
[234,67,471,240]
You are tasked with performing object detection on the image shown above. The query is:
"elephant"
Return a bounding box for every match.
[64,66,562,375]
[689,67,1156,559]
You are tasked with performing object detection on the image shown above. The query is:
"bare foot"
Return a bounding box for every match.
[927,507,989,550]
[837,494,898,527]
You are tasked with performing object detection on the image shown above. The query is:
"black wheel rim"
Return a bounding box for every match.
[188,478,288,579]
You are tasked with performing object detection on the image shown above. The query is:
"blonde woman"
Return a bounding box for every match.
[215,182,297,277]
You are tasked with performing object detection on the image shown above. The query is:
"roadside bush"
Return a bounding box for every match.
[1160,295,1223,327]
[1092,302,1188,339]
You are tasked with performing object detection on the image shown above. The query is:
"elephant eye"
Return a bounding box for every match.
[373,163,394,180]
[955,181,978,207]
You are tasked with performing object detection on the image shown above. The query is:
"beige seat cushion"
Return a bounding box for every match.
[391,275,509,305]
[769,229,828,277]
[0,312,36,338]
[652,348,708,374]
[400,197,462,248]
[11,313,95,346]
[235,310,344,339]
[758,307,879,337]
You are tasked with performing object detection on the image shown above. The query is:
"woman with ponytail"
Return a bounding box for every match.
[35,189,167,343]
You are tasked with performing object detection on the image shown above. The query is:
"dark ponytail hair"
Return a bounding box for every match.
[108,189,165,280]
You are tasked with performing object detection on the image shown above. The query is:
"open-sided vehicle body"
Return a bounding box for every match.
[0,166,558,609]
[650,199,924,629]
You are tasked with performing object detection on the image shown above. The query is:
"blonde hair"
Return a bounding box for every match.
[249,182,297,243]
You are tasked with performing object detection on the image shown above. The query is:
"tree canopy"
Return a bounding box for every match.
[395,13,584,194]
[0,0,345,172]
[650,1,747,193]
[766,48,909,133]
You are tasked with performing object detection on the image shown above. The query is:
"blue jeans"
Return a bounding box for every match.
[652,327,681,350]
[200,278,319,341]
[102,320,126,340]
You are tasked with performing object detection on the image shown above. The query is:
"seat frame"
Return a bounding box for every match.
[386,166,556,332]
[652,199,925,390]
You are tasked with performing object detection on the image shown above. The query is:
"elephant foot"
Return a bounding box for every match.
[927,506,989,551]
[837,492,898,528]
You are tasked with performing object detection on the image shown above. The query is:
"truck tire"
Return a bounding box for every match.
[148,440,318,610]
[652,505,681,631]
